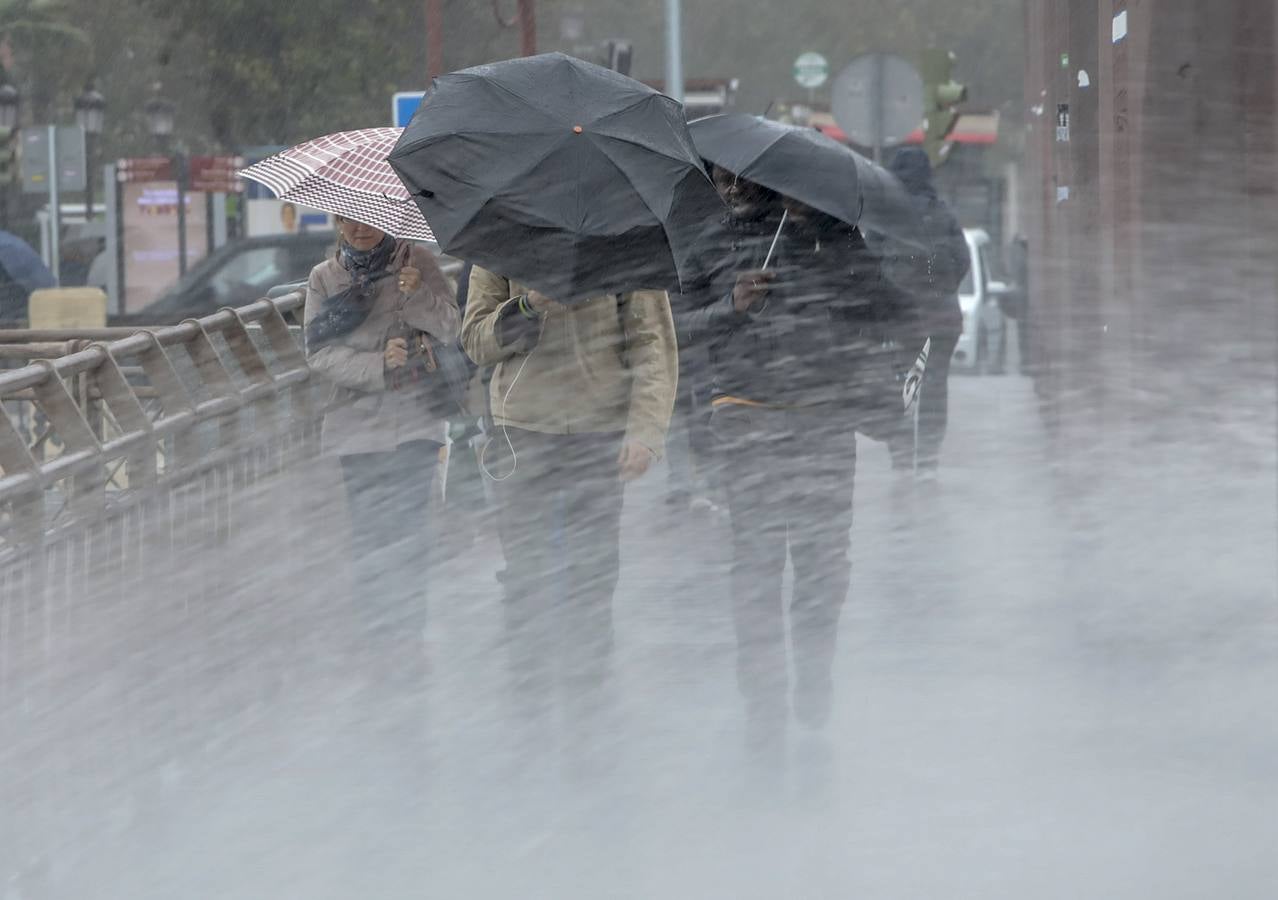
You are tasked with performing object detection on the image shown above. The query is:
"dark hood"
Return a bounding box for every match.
[889,147,938,200]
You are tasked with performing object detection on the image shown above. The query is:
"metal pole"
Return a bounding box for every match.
[84,132,95,221]
[47,125,61,284]
[212,192,228,250]
[104,162,122,314]
[426,0,444,79]
[205,193,215,254]
[872,53,884,164]
[665,0,684,102]
[518,0,536,56]
[175,152,187,277]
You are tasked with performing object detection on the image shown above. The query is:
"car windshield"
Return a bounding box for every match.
[150,242,241,303]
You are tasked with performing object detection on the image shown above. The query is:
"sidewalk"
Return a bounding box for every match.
[9,373,1277,899]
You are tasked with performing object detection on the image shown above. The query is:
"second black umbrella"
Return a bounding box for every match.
[689,113,924,248]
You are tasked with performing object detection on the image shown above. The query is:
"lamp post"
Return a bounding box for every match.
[0,82,18,131]
[0,83,19,230]
[74,83,105,221]
[145,90,187,275]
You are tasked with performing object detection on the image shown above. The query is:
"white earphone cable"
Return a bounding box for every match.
[479,311,546,482]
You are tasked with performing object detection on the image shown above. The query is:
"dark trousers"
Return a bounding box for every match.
[710,406,857,724]
[666,372,720,500]
[890,330,958,471]
[339,440,440,632]
[493,428,625,712]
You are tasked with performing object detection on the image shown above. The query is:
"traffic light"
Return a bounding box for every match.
[920,48,967,166]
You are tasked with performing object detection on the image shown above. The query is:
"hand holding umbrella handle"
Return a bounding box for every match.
[397,266,423,294]
[392,242,419,294]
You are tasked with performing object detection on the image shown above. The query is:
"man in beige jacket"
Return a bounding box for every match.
[462,265,677,714]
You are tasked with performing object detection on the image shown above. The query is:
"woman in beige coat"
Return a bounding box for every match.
[303,215,459,625]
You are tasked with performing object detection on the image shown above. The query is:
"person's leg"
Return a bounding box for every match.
[687,373,722,507]
[713,406,791,748]
[560,432,624,655]
[493,429,561,730]
[380,440,440,610]
[340,449,433,615]
[664,379,695,505]
[1017,304,1033,375]
[558,432,626,766]
[783,415,857,729]
[338,443,439,689]
[915,331,958,472]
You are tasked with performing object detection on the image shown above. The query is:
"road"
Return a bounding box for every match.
[3,372,1276,899]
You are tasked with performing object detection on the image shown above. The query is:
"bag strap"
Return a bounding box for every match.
[615,293,631,370]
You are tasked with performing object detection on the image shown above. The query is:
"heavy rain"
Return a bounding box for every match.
[1,1,1275,898]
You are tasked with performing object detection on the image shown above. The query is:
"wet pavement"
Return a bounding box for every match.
[3,372,1276,899]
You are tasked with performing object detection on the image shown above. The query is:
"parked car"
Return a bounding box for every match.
[114,233,336,325]
[952,227,1011,373]
[118,233,464,326]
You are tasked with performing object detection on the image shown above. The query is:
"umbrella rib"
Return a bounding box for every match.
[717,129,791,178]
[391,78,565,159]
[578,96,704,168]
[578,143,677,273]
[433,136,573,244]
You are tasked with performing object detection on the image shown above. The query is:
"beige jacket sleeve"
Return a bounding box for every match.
[621,289,679,455]
[303,264,386,394]
[460,266,526,367]
[399,244,461,340]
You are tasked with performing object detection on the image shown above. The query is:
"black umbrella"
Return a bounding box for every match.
[388,53,724,302]
[689,113,925,248]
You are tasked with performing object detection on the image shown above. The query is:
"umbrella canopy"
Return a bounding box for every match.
[388,52,724,302]
[0,230,56,294]
[239,128,434,242]
[689,113,924,248]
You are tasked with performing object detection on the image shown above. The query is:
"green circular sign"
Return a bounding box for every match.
[793,52,830,89]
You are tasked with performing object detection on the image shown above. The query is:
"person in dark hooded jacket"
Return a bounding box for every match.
[883,147,970,475]
[680,165,906,753]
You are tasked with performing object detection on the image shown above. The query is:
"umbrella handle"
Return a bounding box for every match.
[393,241,412,270]
[761,210,788,271]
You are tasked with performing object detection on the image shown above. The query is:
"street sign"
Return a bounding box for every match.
[831,52,925,155]
[20,125,86,194]
[393,91,425,128]
[793,52,830,89]
[117,157,173,183]
[188,155,246,193]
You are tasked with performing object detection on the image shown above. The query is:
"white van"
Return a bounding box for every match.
[952,227,1011,373]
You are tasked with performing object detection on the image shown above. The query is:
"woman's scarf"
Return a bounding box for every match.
[305,235,398,350]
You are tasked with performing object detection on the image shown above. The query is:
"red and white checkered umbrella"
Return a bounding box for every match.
[238,128,434,242]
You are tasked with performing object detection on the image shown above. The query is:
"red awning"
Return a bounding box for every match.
[815,112,999,147]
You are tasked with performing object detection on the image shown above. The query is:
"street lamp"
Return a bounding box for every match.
[145,89,186,274]
[74,84,105,135]
[143,94,175,140]
[75,83,105,220]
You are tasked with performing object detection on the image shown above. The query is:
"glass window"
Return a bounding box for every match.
[207,246,285,300]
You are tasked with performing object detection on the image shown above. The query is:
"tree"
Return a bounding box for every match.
[0,0,91,121]
[133,0,530,150]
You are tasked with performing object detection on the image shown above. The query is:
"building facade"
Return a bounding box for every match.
[1021,0,1277,442]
